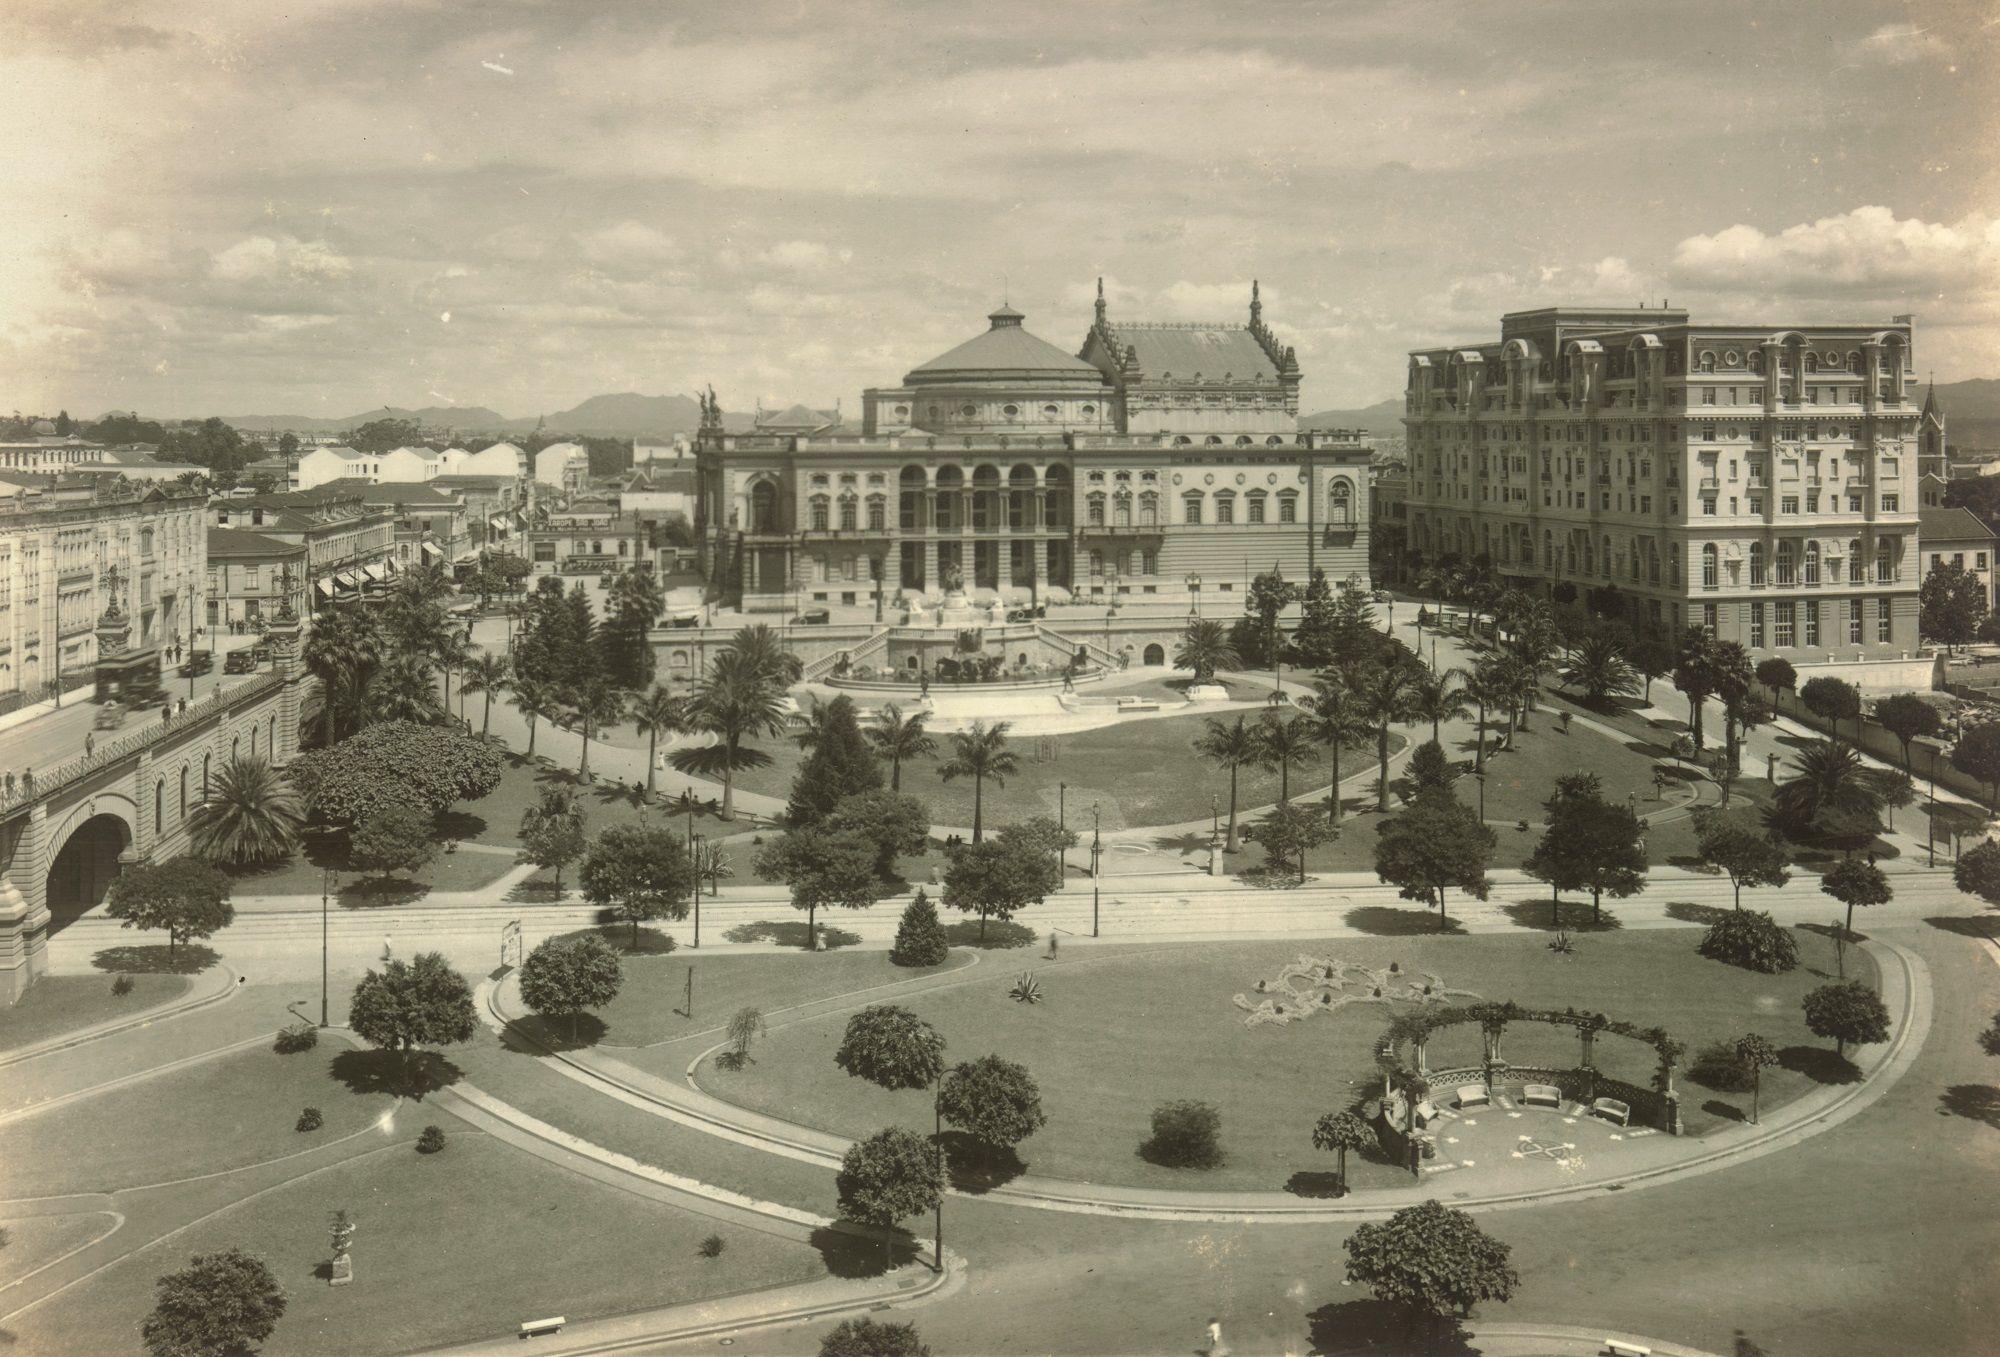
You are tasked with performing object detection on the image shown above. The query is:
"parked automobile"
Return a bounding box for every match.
[178,650,213,678]
[93,704,127,731]
[796,608,831,625]
[223,650,257,674]
[1006,605,1048,623]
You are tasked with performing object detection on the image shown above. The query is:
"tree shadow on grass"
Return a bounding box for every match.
[1307,1298,1475,1356]
[90,943,219,975]
[937,1131,1025,1194]
[338,877,430,909]
[1500,899,1623,932]
[1703,1098,1748,1124]
[811,1224,919,1279]
[435,809,489,842]
[1665,901,1732,927]
[504,1011,608,1052]
[505,879,565,905]
[941,920,1036,950]
[327,1047,462,1101]
[1925,915,2000,941]
[1343,906,1465,937]
[1778,1044,1862,1086]
[1153,831,1211,856]
[551,923,680,956]
[1939,1084,2000,1130]
[1283,1169,1345,1199]
[721,920,863,950]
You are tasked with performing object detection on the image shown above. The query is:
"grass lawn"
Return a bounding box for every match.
[11,1131,825,1357]
[0,974,190,1053]
[0,1212,115,1290]
[0,1046,399,1198]
[697,929,1875,1193]
[727,711,1373,832]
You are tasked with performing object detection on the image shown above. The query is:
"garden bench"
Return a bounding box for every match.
[1453,1085,1489,1110]
[1521,1084,1562,1109]
[1591,1097,1631,1127]
[519,1316,566,1339]
[1601,1341,1650,1356]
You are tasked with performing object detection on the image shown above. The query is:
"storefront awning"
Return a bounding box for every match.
[421,542,444,559]
[337,570,362,588]
[363,563,388,582]
[488,515,507,529]
[315,579,336,597]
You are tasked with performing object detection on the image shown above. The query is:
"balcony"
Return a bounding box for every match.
[1078,522,1165,539]
[1698,477,1718,491]
[802,525,895,539]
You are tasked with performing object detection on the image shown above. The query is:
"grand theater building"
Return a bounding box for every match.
[693,284,1372,614]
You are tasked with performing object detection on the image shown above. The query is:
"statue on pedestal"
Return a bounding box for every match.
[328,1209,356,1287]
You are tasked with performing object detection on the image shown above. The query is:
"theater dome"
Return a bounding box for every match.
[904,305,1107,389]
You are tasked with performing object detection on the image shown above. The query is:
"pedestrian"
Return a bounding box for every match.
[84,733,95,758]
[1205,1317,1228,1356]
[382,935,393,962]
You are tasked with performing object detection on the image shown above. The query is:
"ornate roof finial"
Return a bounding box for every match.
[1094,276,1106,326]
[1250,278,1262,326]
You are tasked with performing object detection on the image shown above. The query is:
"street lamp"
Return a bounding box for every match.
[1475,769,1487,823]
[687,804,701,948]
[1091,802,1102,939]
[1186,573,1202,618]
[1058,782,1067,876]
[319,866,337,1027]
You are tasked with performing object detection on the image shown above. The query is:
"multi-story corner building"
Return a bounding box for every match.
[0,480,206,711]
[210,493,396,614]
[1401,307,1925,664]
[205,527,309,635]
[695,285,1372,613]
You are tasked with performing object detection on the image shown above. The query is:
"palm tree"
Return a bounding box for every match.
[628,684,685,799]
[1194,715,1261,851]
[510,677,558,757]
[1255,710,1316,804]
[301,603,380,744]
[1773,740,1894,835]
[669,650,789,820]
[1353,655,1429,811]
[724,624,803,686]
[1411,667,1470,745]
[1559,634,1637,704]
[460,653,511,737]
[1173,619,1240,685]
[938,720,1019,843]
[1465,657,1513,772]
[432,627,476,722]
[188,757,304,866]
[569,682,628,781]
[1302,664,1371,824]
[867,703,936,792]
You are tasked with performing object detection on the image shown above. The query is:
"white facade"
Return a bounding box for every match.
[534,443,590,493]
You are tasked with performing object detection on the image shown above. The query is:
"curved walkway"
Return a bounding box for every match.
[0,963,240,1072]
[482,937,1930,1224]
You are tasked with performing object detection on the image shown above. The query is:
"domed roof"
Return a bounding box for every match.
[906,306,1105,386]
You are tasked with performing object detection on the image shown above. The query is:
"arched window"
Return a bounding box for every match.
[809,495,830,531]
[866,495,886,531]
[232,736,240,761]
[1749,542,1765,585]
[1328,480,1354,526]
[1701,544,1718,588]
[203,754,211,797]
[1699,351,1717,373]
[750,480,780,532]
[1113,492,1132,528]
[180,766,189,821]
[1876,539,1894,582]
[1775,541,1795,585]
[1804,541,1821,584]
[1182,493,1203,525]
[1204,435,1223,447]
[155,779,165,832]
[838,494,858,531]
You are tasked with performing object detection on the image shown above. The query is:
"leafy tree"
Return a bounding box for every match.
[1821,856,1892,943]
[1629,637,1675,705]
[755,826,879,950]
[1874,694,1942,775]
[517,786,587,898]
[459,653,510,737]
[158,417,254,485]
[579,822,695,947]
[1143,1099,1223,1168]
[347,952,477,1064]
[595,564,663,690]
[1690,808,1791,908]
[1194,714,1261,851]
[787,696,884,826]
[1920,559,1988,652]
[1406,738,1453,795]
[1799,676,1862,745]
[142,1248,288,1357]
[725,1007,766,1064]
[517,934,622,1041]
[1698,910,1800,973]
[187,757,304,866]
[942,834,1060,941]
[1173,618,1241,684]
[1734,1033,1780,1124]
[836,1005,945,1090]
[347,416,424,454]
[826,791,932,879]
[1560,632,1638,703]
[1951,722,2000,807]
[867,703,936,792]
[1374,790,1494,925]
[937,720,1019,843]
[1523,786,1647,924]
[819,1317,931,1357]
[1344,1200,1519,1341]
[1755,657,1797,709]
[1311,1109,1375,1197]
[890,890,950,968]
[105,859,234,961]
[669,649,789,820]
[1244,568,1301,671]
[1803,980,1891,1058]
[938,1054,1046,1153]
[1955,838,2000,907]
[994,815,1078,878]
[835,1126,944,1230]
[1287,568,1341,670]
[628,684,685,799]
[289,722,503,825]
[1247,799,1333,884]
[348,806,437,882]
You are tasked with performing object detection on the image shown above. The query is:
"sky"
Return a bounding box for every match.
[3,0,1997,421]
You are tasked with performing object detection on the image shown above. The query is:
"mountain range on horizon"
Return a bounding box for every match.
[96,377,2000,446]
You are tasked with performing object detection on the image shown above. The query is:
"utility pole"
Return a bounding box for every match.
[319,867,334,1027]
[688,814,701,948]
[1091,802,1102,939]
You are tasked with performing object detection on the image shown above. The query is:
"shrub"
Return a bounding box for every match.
[295,1107,323,1133]
[416,1125,446,1154]
[111,973,134,997]
[1009,971,1042,1004]
[819,1317,931,1357]
[698,1234,725,1259]
[1688,1040,1754,1092]
[889,890,950,968]
[273,1022,319,1054]
[1698,910,1799,973]
[1142,1099,1223,1169]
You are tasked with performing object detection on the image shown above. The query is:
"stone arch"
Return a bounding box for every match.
[748,478,782,533]
[44,805,136,934]
[1142,642,1166,666]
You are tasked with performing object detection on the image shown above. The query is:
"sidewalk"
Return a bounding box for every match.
[0,962,240,1071]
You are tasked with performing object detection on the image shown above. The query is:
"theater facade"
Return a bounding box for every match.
[693,283,1372,614]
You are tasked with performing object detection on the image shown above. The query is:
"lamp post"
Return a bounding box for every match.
[1475,770,1487,823]
[1091,802,1102,939]
[1058,781,1067,877]
[1186,573,1202,618]
[687,808,701,948]
[319,866,336,1027]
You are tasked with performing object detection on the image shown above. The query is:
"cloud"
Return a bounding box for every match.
[211,235,352,285]
[1671,207,2000,296]
[1156,281,1263,321]
[759,240,852,272]
[577,221,682,273]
